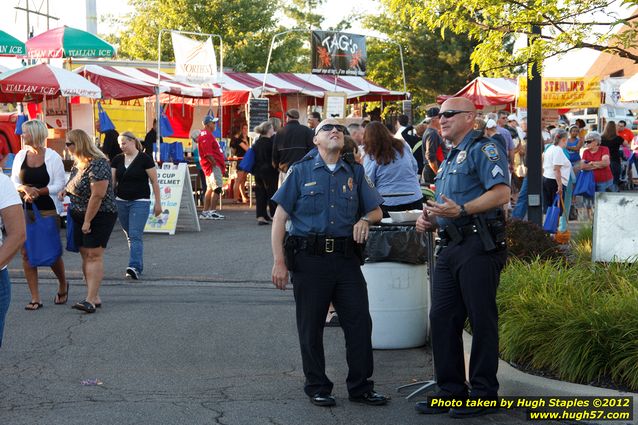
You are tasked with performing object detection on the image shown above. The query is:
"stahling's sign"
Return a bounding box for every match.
[517,77,601,109]
[311,31,366,76]
[171,32,218,84]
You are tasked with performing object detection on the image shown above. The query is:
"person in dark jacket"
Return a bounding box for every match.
[271,109,314,178]
[143,119,163,157]
[252,121,278,225]
[402,123,427,176]
[96,120,122,162]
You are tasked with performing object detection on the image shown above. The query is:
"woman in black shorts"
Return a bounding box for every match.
[62,129,118,314]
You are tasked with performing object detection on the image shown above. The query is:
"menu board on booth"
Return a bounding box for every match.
[144,163,200,235]
[248,98,269,131]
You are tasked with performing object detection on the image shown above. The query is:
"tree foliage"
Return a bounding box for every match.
[383,0,638,76]
[363,1,478,109]
[109,0,313,72]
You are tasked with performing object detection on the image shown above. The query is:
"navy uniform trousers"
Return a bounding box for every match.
[291,250,374,398]
[430,233,507,397]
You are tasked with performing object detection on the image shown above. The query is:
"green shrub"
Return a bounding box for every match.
[506,219,563,262]
[499,258,638,391]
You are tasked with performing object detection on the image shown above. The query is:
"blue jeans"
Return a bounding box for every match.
[116,200,151,273]
[0,268,11,348]
[512,176,528,219]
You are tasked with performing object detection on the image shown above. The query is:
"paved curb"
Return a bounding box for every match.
[463,332,637,424]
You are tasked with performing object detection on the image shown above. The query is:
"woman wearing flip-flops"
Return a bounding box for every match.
[11,119,69,311]
[63,129,118,314]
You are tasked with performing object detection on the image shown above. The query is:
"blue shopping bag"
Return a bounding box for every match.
[97,101,115,132]
[24,203,63,267]
[238,147,255,173]
[543,194,562,234]
[573,170,595,198]
[170,142,184,162]
[65,209,79,253]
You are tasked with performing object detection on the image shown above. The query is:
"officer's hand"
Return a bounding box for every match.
[424,195,460,218]
[353,219,369,244]
[416,210,436,233]
[272,261,289,290]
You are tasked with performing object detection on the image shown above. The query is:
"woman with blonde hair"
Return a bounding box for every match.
[111,131,161,279]
[11,119,68,310]
[62,129,117,313]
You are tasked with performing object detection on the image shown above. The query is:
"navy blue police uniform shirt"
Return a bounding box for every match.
[434,130,510,229]
[272,150,384,238]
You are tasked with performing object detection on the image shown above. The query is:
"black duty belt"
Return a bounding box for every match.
[289,235,354,255]
[439,224,479,242]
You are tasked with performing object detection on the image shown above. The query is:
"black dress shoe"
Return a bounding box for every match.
[348,391,389,406]
[309,393,336,407]
[449,405,498,418]
[415,391,467,414]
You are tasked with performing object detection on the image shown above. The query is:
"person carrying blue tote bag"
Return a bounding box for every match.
[239,147,255,173]
[543,193,562,234]
[24,203,63,267]
[573,169,595,198]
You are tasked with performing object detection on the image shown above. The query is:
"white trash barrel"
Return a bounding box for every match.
[362,262,429,349]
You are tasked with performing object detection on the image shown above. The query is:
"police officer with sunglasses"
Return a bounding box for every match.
[271,118,389,408]
[415,97,510,418]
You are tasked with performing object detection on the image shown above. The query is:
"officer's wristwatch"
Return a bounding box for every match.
[360,216,371,224]
[458,204,468,218]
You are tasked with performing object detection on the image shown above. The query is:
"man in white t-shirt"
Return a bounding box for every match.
[0,174,26,347]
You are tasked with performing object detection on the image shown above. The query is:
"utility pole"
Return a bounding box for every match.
[527,24,543,226]
[14,0,60,39]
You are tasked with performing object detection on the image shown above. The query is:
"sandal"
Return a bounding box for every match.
[71,300,96,314]
[25,302,43,311]
[54,282,69,305]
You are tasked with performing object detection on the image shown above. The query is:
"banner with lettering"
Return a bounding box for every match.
[144,165,186,234]
[311,31,366,76]
[517,77,601,108]
[171,33,217,84]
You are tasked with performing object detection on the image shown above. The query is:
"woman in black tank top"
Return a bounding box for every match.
[11,119,68,311]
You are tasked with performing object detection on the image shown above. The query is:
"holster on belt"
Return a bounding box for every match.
[283,234,297,271]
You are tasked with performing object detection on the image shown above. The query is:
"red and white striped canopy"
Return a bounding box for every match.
[76,65,404,104]
[76,65,221,100]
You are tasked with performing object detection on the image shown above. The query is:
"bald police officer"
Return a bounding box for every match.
[271,118,389,408]
[415,97,510,418]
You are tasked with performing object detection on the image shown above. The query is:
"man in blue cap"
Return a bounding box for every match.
[270,118,389,408]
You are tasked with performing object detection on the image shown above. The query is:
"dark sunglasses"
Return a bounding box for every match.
[65,142,75,147]
[318,124,347,133]
[438,110,472,119]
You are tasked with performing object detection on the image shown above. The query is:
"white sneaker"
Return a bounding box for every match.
[199,211,214,220]
[209,210,225,220]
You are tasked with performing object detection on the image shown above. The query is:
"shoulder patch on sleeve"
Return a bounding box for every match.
[364,174,375,188]
[481,143,500,162]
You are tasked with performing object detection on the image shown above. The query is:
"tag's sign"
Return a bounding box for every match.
[311,31,366,76]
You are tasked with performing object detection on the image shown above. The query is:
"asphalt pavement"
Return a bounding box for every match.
[1,204,566,425]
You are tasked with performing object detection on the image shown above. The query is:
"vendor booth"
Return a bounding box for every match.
[436,77,518,111]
